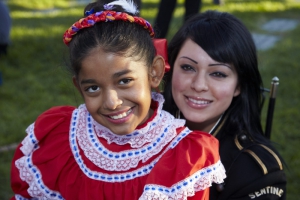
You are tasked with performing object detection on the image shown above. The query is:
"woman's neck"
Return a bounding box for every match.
[185,115,223,134]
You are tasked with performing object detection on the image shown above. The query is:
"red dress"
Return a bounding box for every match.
[11,93,225,200]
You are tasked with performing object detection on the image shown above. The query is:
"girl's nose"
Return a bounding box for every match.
[103,89,123,110]
[191,73,208,92]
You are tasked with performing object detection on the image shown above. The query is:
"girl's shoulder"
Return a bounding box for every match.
[141,127,226,199]
[11,106,78,199]
[177,128,221,166]
[28,106,76,141]
[176,128,220,156]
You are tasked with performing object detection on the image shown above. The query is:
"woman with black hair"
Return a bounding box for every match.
[163,10,287,199]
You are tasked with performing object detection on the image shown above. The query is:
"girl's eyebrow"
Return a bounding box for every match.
[179,56,198,64]
[80,69,133,85]
[113,69,132,78]
[81,79,96,85]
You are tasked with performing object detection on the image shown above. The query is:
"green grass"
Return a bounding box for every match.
[1,0,300,198]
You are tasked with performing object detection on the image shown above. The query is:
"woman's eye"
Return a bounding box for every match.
[119,78,132,85]
[86,85,99,93]
[180,64,194,71]
[211,72,228,78]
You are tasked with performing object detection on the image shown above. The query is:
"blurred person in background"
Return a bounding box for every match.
[0,1,11,56]
[154,0,201,38]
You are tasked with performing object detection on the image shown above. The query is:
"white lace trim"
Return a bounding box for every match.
[93,92,185,148]
[15,194,29,200]
[70,113,192,182]
[14,125,65,200]
[75,93,186,171]
[139,160,226,200]
[19,123,39,156]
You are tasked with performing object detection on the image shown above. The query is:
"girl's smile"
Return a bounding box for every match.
[105,107,134,123]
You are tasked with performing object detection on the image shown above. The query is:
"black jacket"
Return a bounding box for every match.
[210,122,286,199]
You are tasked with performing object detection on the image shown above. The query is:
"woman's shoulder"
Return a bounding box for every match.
[213,132,286,199]
[219,132,284,174]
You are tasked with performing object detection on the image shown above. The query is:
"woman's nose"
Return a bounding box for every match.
[103,89,123,110]
[191,73,208,92]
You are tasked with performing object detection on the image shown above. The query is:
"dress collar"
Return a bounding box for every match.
[80,92,185,148]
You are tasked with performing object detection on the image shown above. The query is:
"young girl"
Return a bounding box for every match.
[10,1,226,199]
[163,11,286,199]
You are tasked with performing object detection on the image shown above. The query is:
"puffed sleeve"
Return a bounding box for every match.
[10,106,76,200]
[140,128,226,200]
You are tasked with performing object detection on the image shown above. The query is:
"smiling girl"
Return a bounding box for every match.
[10,1,226,200]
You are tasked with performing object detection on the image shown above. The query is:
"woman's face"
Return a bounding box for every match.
[171,39,240,132]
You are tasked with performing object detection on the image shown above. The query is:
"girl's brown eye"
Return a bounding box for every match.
[86,85,100,93]
[119,78,132,85]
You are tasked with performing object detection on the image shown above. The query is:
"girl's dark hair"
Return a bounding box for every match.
[67,0,156,77]
[163,10,264,139]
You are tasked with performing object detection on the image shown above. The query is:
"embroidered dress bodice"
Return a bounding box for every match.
[11,93,226,200]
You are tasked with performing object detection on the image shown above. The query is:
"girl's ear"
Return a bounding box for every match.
[149,55,165,88]
[72,76,82,95]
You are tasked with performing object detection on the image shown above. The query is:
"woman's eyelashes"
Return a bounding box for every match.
[210,71,228,78]
[180,64,195,72]
[180,63,228,78]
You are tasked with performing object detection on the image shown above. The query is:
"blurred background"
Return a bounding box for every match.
[0,0,299,199]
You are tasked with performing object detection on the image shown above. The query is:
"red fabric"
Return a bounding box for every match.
[153,38,170,73]
[10,106,220,200]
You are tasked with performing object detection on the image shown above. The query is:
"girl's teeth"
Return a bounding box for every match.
[110,109,131,119]
[189,98,210,104]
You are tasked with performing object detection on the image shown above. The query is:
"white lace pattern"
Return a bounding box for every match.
[139,160,226,200]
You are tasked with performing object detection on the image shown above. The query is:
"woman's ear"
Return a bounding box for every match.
[149,55,165,88]
[234,85,241,97]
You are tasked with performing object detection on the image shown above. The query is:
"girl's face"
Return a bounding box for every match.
[172,39,240,132]
[74,47,161,135]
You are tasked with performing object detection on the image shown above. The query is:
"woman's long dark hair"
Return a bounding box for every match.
[163,10,264,140]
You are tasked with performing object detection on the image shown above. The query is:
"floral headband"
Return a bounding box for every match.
[62,0,169,72]
[63,10,154,45]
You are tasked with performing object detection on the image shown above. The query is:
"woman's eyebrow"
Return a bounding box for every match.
[179,56,198,64]
[209,63,232,69]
